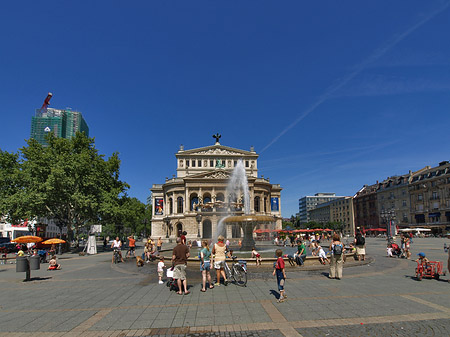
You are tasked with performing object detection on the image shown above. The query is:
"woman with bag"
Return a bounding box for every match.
[329,233,345,280]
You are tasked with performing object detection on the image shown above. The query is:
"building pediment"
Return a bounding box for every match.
[185,170,231,180]
[177,144,257,157]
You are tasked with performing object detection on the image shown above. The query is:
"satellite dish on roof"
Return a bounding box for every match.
[44,127,51,132]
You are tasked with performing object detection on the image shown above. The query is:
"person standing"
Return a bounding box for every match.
[157,256,165,284]
[212,235,228,286]
[354,231,366,261]
[273,249,287,303]
[172,237,190,295]
[329,233,345,279]
[126,235,136,258]
[157,237,163,252]
[200,240,214,292]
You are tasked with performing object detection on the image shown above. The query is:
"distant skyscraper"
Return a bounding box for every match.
[30,108,89,145]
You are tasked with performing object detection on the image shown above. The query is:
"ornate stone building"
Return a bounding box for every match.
[409,161,450,230]
[150,138,282,242]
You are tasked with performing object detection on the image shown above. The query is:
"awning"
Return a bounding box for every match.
[445,211,450,217]
[428,212,441,218]
[415,214,425,219]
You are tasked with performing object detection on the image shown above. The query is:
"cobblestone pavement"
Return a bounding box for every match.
[0,237,449,336]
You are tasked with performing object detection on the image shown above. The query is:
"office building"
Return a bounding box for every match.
[298,193,343,224]
[30,107,89,145]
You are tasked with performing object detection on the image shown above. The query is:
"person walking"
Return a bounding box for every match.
[329,233,345,279]
[172,237,190,295]
[212,235,228,286]
[354,231,366,261]
[199,240,214,292]
[273,249,287,303]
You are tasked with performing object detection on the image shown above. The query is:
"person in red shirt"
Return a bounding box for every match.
[127,235,136,258]
[273,249,287,303]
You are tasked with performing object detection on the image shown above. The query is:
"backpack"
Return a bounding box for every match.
[333,243,343,255]
[356,235,365,246]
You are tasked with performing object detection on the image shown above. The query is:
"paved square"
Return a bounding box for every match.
[0,237,449,336]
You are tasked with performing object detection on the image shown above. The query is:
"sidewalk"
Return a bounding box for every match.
[0,237,449,336]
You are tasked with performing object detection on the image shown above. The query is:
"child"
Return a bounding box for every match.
[273,249,287,303]
[157,256,165,284]
[317,243,329,265]
[251,247,262,266]
[48,256,61,270]
[387,244,393,257]
[283,254,295,266]
[415,252,429,265]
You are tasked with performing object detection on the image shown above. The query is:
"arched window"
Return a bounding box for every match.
[203,193,212,212]
[177,197,183,214]
[190,193,199,211]
[169,198,173,214]
[254,196,260,213]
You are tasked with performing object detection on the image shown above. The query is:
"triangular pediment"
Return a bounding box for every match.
[185,170,231,180]
[177,144,257,157]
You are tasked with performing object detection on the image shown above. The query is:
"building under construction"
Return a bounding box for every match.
[30,94,89,145]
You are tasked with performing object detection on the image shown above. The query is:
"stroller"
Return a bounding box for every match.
[390,243,402,257]
[166,266,179,292]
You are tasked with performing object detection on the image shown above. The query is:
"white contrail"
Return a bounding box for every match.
[261,2,450,153]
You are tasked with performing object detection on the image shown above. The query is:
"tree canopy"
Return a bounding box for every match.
[0,133,147,239]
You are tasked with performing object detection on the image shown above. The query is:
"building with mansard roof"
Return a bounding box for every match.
[150,138,282,242]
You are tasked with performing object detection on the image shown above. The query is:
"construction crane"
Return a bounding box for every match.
[40,92,53,113]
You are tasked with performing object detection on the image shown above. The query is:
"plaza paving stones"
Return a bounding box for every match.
[0,237,449,336]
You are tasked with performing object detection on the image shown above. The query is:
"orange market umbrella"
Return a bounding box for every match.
[41,238,66,245]
[11,236,43,244]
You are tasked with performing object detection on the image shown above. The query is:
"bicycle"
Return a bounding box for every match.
[113,249,120,264]
[223,256,247,287]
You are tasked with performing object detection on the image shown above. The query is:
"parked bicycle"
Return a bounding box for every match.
[223,256,247,286]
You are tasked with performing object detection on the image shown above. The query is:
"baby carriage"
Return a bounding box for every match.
[391,243,402,257]
[165,266,179,292]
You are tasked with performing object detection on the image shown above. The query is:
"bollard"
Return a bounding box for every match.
[16,257,29,272]
[29,255,40,270]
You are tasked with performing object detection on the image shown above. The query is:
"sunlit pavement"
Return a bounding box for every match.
[0,237,449,337]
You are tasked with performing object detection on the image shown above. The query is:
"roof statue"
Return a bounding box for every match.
[213,133,221,144]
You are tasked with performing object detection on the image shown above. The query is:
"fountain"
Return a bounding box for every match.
[215,160,277,251]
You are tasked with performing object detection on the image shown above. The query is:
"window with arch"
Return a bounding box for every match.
[203,193,212,212]
[254,196,260,212]
[177,197,183,213]
[190,193,199,211]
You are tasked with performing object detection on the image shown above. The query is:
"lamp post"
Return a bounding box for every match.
[196,213,202,238]
[381,209,396,239]
[142,218,148,238]
[163,216,170,239]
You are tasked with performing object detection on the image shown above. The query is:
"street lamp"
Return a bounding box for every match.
[142,218,148,238]
[196,213,202,238]
[163,216,170,239]
[380,209,396,239]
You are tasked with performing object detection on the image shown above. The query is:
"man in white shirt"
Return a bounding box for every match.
[111,237,124,263]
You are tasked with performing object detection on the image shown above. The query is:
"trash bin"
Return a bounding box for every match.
[16,257,29,272]
[29,255,40,270]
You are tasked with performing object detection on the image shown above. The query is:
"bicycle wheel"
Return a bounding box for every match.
[232,264,247,286]
[114,252,118,264]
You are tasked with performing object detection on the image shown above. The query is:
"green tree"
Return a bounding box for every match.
[2,133,129,240]
[0,150,25,224]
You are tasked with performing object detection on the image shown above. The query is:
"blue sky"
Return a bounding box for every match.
[1,1,449,218]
